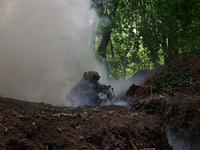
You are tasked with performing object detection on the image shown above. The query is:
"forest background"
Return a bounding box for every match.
[90,0,200,81]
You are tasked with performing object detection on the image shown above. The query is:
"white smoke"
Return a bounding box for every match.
[166,125,200,150]
[0,0,102,105]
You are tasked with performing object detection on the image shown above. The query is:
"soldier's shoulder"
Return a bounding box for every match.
[99,83,109,90]
[78,78,90,86]
[73,79,85,87]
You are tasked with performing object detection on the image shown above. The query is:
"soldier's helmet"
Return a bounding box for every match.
[83,71,100,82]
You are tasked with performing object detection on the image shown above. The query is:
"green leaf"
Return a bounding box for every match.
[52,113,61,117]
[116,113,121,117]
[128,112,138,116]
[59,113,80,118]
[32,122,37,129]
[92,107,101,112]
[81,111,88,118]
[75,125,81,129]
[82,107,88,112]
[108,110,115,114]
[93,146,97,150]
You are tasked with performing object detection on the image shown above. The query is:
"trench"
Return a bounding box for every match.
[121,97,200,150]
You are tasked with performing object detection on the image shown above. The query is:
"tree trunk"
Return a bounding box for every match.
[97,30,111,58]
[96,1,119,80]
[123,0,134,80]
[97,30,111,79]
[110,36,114,59]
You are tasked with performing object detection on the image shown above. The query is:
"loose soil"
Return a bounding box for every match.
[0,98,171,150]
[0,52,200,150]
[127,52,200,149]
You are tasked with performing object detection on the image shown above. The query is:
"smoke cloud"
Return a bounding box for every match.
[166,125,200,150]
[0,0,102,105]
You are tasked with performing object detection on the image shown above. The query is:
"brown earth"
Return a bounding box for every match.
[131,94,200,148]
[0,98,171,150]
[149,52,200,95]
[0,52,199,150]
[126,52,200,149]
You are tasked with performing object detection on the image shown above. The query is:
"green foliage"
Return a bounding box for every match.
[116,113,121,117]
[91,0,200,80]
[92,107,101,112]
[8,125,14,132]
[81,112,88,118]
[81,107,88,112]
[81,107,88,118]
[75,125,81,129]
[153,68,196,90]
[128,112,138,116]
[108,110,115,114]
[32,122,37,130]
[53,113,81,118]
[93,146,98,150]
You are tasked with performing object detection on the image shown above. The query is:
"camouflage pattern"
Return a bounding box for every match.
[66,71,114,107]
[86,71,100,81]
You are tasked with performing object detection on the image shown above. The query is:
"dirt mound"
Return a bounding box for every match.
[150,52,200,95]
[0,98,172,150]
[123,52,199,102]
[126,52,200,149]
[132,94,200,149]
[117,68,160,99]
[125,84,152,105]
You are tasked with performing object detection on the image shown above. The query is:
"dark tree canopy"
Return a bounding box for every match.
[90,0,200,80]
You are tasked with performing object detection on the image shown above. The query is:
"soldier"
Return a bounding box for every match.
[66,71,115,107]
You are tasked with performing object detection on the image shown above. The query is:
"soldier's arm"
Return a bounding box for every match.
[100,84,115,101]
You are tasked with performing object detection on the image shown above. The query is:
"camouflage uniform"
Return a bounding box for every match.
[66,71,114,107]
